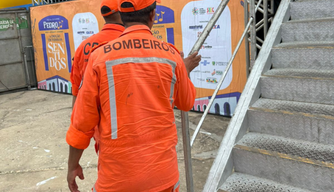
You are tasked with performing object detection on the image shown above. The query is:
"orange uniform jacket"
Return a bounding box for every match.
[71,24,125,96]
[66,25,196,192]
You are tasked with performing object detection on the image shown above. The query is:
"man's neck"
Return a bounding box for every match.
[105,22,124,26]
[124,22,150,29]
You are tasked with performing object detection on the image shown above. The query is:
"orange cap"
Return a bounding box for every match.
[101,0,119,17]
[118,0,161,13]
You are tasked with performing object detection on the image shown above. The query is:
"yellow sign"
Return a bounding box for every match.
[0,0,31,9]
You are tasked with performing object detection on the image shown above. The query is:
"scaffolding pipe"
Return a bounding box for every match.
[256,23,264,32]
[255,0,263,12]
[256,18,264,27]
[264,0,268,37]
[256,36,264,43]
[244,0,250,77]
[250,0,257,68]
[256,17,272,32]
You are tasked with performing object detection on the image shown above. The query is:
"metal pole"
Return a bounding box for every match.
[32,0,37,6]
[255,18,264,28]
[190,18,253,147]
[256,23,265,32]
[264,0,268,37]
[180,0,230,191]
[250,0,257,69]
[256,36,264,43]
[23,54,31,90]
[15,12,30,90]
[255,0,263,12]
[244,0,250,77]
[24,46,34,90]
[181,111,194,192]
[257,7,264,13]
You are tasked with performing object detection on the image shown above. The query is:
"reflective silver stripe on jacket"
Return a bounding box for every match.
[106,60,118,139]
[105,57,177,139]
[173,181,180,192]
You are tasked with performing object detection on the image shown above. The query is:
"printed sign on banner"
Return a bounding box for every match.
[152,5,175,44]
[72,12,99,51]
[31,0,246,116]
[31,0,104,94]
[153,0,246,116]
[38,15,73,93]
[182,0,232,91]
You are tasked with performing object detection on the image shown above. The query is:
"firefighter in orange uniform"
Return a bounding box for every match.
[71,0,125,105]
[66,0,201,191]
[71,0,125,155]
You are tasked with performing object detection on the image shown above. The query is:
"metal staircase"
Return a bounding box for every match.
[203,0,334,191]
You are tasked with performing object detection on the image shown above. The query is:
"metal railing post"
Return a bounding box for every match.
[264,0,268,37]
[23,54,31,90]
[181,111,194,192]
[250,0,257,69]
[180,0,230,191]
[24,46,34,90]
[244,0,250,77]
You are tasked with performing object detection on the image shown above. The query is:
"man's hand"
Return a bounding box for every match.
[67,146,85,192]
[181,51,201,74]
[67,164,84,192]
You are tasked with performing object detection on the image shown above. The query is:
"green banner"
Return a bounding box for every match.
[0,16,28,31]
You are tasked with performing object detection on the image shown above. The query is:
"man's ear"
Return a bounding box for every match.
[150,9,156,23]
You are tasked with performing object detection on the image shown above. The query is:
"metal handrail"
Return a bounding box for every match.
[190,17,254,147]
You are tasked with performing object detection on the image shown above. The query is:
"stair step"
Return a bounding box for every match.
[219,173,311,192]
[290,0,334,20]
[264,68,334,79]
[233,133,334,192]
[249,98,334,145]
[282,18,334,42]
[260,68,334,105]
[271,41,334,70]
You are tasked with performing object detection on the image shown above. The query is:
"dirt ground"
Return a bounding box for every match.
[0,90,230,192]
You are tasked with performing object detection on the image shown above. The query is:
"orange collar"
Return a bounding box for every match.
[101,24,125,32]
[120,25,152,37]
